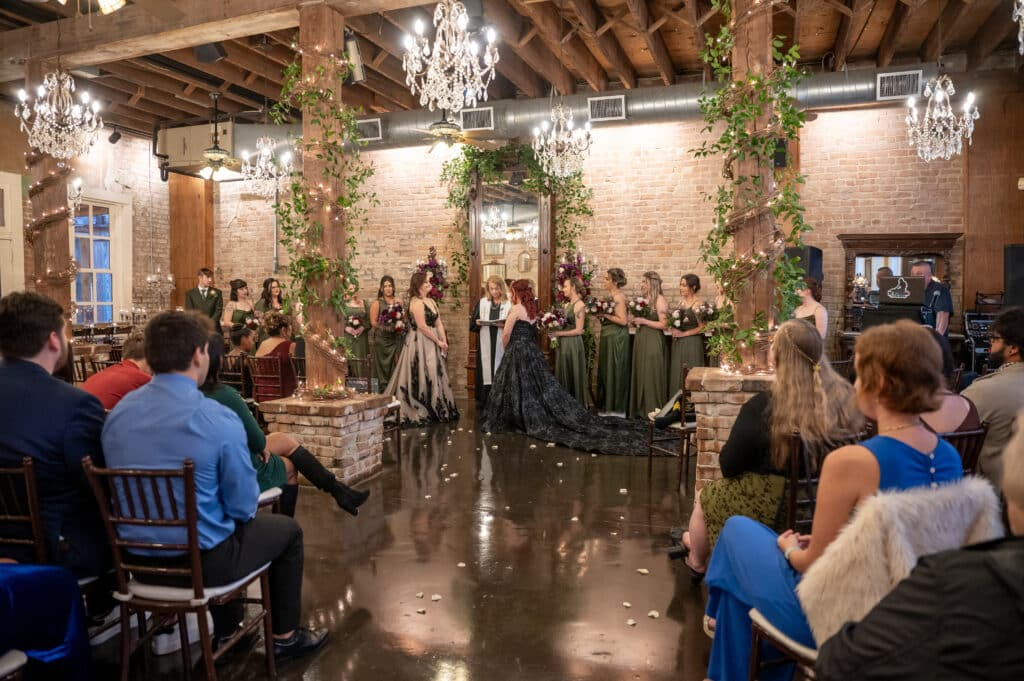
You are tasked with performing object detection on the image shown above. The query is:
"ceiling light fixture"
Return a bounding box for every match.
[906,74,979,162]
[15,68,103,160]
[241,137,293,198]
[199,92,238,181]
[97,0,126,14]
[1014,0,1023,55]
[532,103,592,178]
[402,0,499,114]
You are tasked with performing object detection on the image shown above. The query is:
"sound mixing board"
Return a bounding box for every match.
[964,312,998,372]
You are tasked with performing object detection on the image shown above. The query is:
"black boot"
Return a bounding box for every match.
[288,446,369,516]
[279,484,299,517]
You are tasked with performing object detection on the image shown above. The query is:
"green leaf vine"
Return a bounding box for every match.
[269,56,377,353]
[691,0,811,368]
[439,142,594,305]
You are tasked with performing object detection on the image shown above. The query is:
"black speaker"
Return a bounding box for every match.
[773,138,787,168]
[784,245,823,282]
[1006,244,1024,307]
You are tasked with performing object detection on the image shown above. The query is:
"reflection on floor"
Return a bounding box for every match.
[97,400,710,680]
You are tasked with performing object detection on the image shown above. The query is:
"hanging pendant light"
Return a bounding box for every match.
[905,74,979,162]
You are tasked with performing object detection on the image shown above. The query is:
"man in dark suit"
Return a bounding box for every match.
[0,291,108,579]
[184,267,223,333]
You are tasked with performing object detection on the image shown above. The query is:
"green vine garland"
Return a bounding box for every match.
[269,56,377,354]
[691,0,811,368]
[439,143,594,304]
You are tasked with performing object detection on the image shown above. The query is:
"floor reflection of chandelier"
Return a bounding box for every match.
[532,104,592,178]
[401,0,499,113]
[1015,0,1023,55]
[906,74,979,162]
[15,69,103,160]
[241,136,293,198]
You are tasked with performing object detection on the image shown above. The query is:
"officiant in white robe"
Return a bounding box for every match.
[470,276,511,404]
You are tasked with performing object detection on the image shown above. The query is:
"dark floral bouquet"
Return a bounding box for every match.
[377,301,407,334]
[415,245,449,302]
[554,251,596,304]
[346,314,364,333]
[627,295,653,320]
[697,300,718,322]
[586,296,616,317]
[243,316,260,331]
[669,306,699,331]
[537,306,567,349]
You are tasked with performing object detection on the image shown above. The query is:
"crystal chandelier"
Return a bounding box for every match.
[482,204,538,242]
[241,137,293,198]
[14,69,103,160]
[532,104,593,178]
[402,0,499,113]
[481,205,508,240]
[1015,0,1023,55]
[906,75,979,162]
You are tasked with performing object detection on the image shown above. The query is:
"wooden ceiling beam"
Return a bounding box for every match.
[234,38,295,67]
[130,0,187,23]
[162,50,283,101]
[220,42,286,85]
[126,58,263,110]
[567,0,638,89]
[103,110,161,135]
[361,70,416,109]
[96,75,212,117]
[877,2,914,67]
[97,61,245,113]
[624,0,675,86]
[482,0,577,95]
[921,0,972,64]
[0,0,434,84]
[679,0,710,76]
[86,81,194,121]
[509,0,607,92]
[832,0,868,71]
[968,0,1016,69]
[813,0,854,17]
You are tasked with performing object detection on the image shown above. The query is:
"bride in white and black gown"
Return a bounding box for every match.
[482,279,648,455]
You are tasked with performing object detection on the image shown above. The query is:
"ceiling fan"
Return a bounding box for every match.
[413,110,505,154]
[199,91,241,181]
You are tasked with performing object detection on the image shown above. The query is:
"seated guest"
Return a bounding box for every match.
[228,325,255,356]
[81,331,151,410]
[102,311,326,659]
[201,331,368,516]
[962,307,1024,487]
[681,319,862,577]
[920,328,980,434]
[703,320,962,681]
[816,410,1024,680]
[0,292,109,579]
[255,311,297,399]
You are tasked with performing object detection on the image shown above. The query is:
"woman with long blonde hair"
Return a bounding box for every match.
[471,275,511,404]
[628,271,669,418]
[681,319,863,577]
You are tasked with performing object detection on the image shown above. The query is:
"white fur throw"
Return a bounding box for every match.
[796,476,1004,644]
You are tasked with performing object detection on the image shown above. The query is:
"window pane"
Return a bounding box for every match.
[78,305,94,324]
[76,272,94,303]
[0,188,5,227]
[92,239,110,269]
[75,237,91,268]
[96,305,113,323]
[92,207,110,236]
[75,206,90,235]
[96,273,113,303]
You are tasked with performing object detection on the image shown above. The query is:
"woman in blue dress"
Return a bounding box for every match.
[704,320,963,681]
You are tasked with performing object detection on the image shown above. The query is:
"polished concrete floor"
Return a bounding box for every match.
[100,401,709,680]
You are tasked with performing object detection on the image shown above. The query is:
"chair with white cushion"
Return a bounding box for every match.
[647,365,696,489]
[83,457,276,681]
[0,650,27,681]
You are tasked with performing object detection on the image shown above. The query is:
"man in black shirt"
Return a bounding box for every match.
[911,260,953,337]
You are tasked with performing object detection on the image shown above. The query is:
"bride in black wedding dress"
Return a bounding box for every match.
[482,279,650,455]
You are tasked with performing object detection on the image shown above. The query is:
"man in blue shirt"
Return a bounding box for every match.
[912,260,953,338]
[102,311,326,661]
[0,292,108,579]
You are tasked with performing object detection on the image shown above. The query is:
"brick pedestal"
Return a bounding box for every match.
[685,367,774,495]
[260,394,391,485]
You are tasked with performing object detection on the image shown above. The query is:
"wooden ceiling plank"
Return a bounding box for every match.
[832,0,867,71]
[361,70,416,109]
[682,0,710,73]
[624,0,675,86]
[813,0,854,18]
[163,49,282,101]
[696,4,719,25]
[517,26,540,47]
[129,87,145,107]
[509,0,607,92]
[568,0,638,89]
[129,0,187,23]
[237,38,295,67]
[921,0,972,63]
[126,58,263,110]
[877,2,914,67]
[87,80,194,120]
[220,42,285,85]
[97,76,210,116]
[97,60,243,112]
[968,0,1017,69]
[596,8,628,36]
[482,0,577,95]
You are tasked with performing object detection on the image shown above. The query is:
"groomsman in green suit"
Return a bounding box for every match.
[184,267,223,333]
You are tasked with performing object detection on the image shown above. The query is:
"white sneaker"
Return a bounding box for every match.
[88,608,122,647]
[151,612,214,656]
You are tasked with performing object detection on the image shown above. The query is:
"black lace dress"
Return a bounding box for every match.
[482,320,649,455]
[386,304,460,426]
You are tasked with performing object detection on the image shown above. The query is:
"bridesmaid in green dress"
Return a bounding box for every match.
[369,275,402,392]
[669,273,706,393]
[597,268,630,416]
[553,277,592,407]
[221,279,256,329]
[628,270,669,419]
[342,283,371,378]
[253,278,284,344]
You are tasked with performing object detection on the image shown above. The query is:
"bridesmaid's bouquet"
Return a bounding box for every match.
[628,296,653,320]
[346,315,364,333]
[669,307,698,331]
[377,302,407,334]
[586,296,616,317]
[537,306,567,349]
[243,316,260,331]
[697,300,718,322]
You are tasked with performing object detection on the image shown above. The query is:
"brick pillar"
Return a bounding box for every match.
[686,367,774,494]
[260,393,390,485]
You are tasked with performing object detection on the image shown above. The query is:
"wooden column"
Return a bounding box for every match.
[26,59,73,315]
[730,0,776,368]
[299,4,347,388]
[466,171,482,400]
[168,173,214,308]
